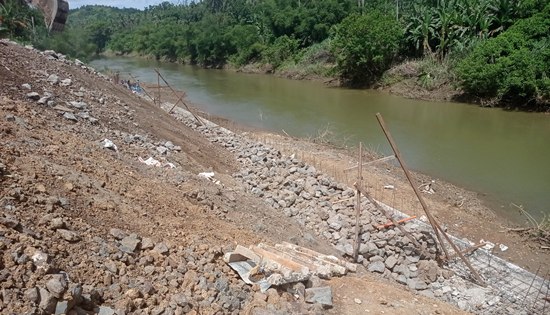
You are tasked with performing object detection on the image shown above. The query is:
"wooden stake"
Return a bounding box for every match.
[353,143,363,262]
[157,72,161,105]
[344,155,396,172]
[154,68,203,125]
[375,113,485,286]
[443,242,486,261]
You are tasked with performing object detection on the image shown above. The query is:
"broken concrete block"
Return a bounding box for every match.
[39,287,58,314]
[223,252,250,263]
[305,286,332,307]
[225,242,354,292]
[234,245,262,263]
[97,306,116,315]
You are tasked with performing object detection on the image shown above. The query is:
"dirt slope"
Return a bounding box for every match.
[0,39,471,315]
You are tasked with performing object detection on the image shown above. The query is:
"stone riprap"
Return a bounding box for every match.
[163,103,548,315]
[1,39,545,314]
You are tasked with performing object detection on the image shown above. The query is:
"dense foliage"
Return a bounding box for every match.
[331,12,403,85]
[2,0,548,109]
[457,4,550,108]
[0,0,45,41]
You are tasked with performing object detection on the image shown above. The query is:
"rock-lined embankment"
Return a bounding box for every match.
[1,38,546,315]
[163,103,547,315]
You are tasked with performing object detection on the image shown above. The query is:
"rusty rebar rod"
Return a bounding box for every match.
[542,272,549,313]
[533,274,549,312]
[354,183,421,248]
[353,143,363,262]
[375,113,485,286]
[154,68,203,125]
[523,265,541,308]
[530,267,547,312]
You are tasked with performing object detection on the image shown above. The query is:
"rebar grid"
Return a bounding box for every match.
[380,202,548,314]
[445,235,548,314]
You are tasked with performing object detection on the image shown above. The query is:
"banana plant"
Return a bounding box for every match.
[489,0,519,36]
[405,3,436,55]
[433,0,455,58]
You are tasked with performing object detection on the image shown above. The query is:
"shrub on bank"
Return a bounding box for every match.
[457,4,550,109]
[330,12,403,86]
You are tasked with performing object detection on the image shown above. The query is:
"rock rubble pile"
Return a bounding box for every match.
[1,40,328,314]
[1,38,542,315]
[167,106,531,314]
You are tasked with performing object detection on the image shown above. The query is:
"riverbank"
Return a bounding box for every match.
[1,38,474,315]
[144,82,550,276]
[155,88,550,314]
[231,58,494,110]
[2,39,548,314]
[103,51,461,102]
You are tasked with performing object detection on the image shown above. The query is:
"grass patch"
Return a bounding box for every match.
[380,55,459,91]
[277,40,336,78]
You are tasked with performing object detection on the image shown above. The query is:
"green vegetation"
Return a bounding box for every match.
[331,12,403,85]
[0,0,106,61]
[457,5,550,108]
[0,0,45,42]
[1,0,548,109]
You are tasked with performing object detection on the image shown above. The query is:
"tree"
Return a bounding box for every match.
[227,24,264,65]
[262,34,299,67]
[331,12,403,85]
[457,4,550,108]
[86,21,112,53]
[0,0,46,41]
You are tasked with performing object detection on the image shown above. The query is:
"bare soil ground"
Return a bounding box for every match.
[0,40,473,314]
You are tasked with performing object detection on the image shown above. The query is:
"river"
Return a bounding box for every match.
[91,57,550,221]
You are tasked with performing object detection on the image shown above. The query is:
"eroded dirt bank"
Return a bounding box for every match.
[1,39,547,315]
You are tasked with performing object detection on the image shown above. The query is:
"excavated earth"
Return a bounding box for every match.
[0,39,546,315]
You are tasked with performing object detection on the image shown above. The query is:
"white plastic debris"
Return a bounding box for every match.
[139,157,161,167]
[102,139,118,152]
[198,172,215,179]
[31,251,49,271]
[420,180,436,194]
[198,172,221,185]
[383,185,395,190]
[138,157,176,169]
[499,244,508,252]
[480,239,495,250]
